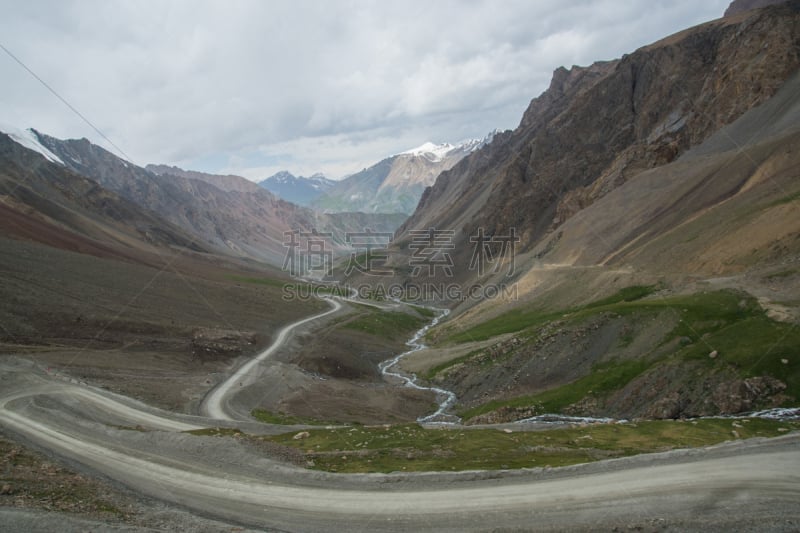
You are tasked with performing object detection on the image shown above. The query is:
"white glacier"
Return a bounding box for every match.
[400,141,455,161]
[0,123,64,165]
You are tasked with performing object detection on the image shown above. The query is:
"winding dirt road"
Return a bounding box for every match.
[1,296,799,531]
[201,296,342,420]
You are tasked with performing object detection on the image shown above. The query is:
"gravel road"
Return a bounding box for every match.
[1,358,799,531]
[201,296,342,420]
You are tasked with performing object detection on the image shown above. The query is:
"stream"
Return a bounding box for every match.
[378,308,461,424]
[377,302,800,427]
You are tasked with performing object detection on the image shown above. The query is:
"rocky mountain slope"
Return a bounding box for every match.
[313,132,497,214]
[373,1,800,423]
[35,132,308,265]
[391,1,800,288]
[0,128,332,416]
[34,132,405,268]
[417,74,800,421]
[146,164,262,194]
[725,0,788,16]
[258,171,335,206]
[0,132,205,264]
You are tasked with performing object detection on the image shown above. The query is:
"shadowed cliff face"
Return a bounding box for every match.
[394,1,800,285]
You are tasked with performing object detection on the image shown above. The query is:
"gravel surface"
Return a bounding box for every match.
[1,358,799,531]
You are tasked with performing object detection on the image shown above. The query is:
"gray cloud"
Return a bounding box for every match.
[0,0,729,179]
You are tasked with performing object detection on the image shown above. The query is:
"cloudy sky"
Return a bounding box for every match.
[1,0,730,180]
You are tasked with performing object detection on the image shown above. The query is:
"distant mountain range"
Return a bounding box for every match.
[0,129,210,266]
[258,171,335,206]
[0,128,405,270]
[253,133,498,215]
[312,132,499,215]
[147,164,262,194]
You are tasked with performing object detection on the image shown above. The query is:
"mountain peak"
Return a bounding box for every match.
[268,170,296,182]
[399,133,498,162]
[0,123,64,165]
[399,142,455,161]
[258,171,334,206]
[146,164,260,193]
[313,130,499,214]
[454,130,501,153]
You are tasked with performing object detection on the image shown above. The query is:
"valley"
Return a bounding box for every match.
[1,0,800,531]
[0,322,798,531]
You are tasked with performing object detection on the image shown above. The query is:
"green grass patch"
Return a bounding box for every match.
[678,314,800,399]
[613,291,798,398]
[459,359,651,420]
[424,348,485,380]
[251,408,332,426]
[448,308,562,343]
[448,285,658,343]
[446,289,800,419]
[584,285,658,309]
[266,418,798,473]
[653,291,761,342]
[229,275,344,296]
[343,309,427,341]
[410,305,437,319]
[767,189,800,207]
[449,288,764,351]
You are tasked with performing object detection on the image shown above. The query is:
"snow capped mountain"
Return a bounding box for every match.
[400,142,455,161]
[266,170,295,184]
[456,129,501,153]
[314,130,501,214]
[307,173,331,191]
[258,171,335,206]
[398,131,499,162]
[0,124,64,165]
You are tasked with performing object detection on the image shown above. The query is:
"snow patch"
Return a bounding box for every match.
[0,123,64,165]
[399,130,499,162]
[400,142,455,162]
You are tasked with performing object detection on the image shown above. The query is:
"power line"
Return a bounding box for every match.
[0,41,135,163]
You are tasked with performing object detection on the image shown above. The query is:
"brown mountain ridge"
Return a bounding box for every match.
[392,1,800,288]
